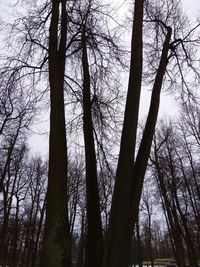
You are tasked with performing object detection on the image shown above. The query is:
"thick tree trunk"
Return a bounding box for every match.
[104,5,172,265]
[104,1,143,266]
[130,26,172,228]
[40,1,71,266]
[82,31,103,267]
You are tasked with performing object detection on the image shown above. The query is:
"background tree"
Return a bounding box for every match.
[151,116,200,267]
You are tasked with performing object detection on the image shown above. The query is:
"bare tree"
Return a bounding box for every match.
[1,1,200,267]
[151,118,200,267]
[105,1,200,266]
[40,0,71,266]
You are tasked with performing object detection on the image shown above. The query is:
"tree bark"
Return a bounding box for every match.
[104,6,172,266]
[82,30,103,267]
[130,26,172,228]
[40,1,71,266]
[104,1,143,266]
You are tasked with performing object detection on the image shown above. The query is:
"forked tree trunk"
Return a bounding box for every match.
[130,26,172,228]
[104,1,143,266]
[104,1,172,264]
[82,31,103,267]
[40,1,71,266]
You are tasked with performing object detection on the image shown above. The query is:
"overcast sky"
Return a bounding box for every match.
[0,0,200,156]
[182,0,200,14]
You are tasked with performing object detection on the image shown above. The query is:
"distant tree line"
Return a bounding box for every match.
[0,103,199,267]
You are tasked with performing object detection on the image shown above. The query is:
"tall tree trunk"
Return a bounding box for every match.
[40,1,71,266]
[130,26,172,228]
[104,3,172,264]
[104,1,143,266]
[82,31,103,267]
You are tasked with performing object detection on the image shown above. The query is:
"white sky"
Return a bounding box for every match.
[0,0,200,156]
